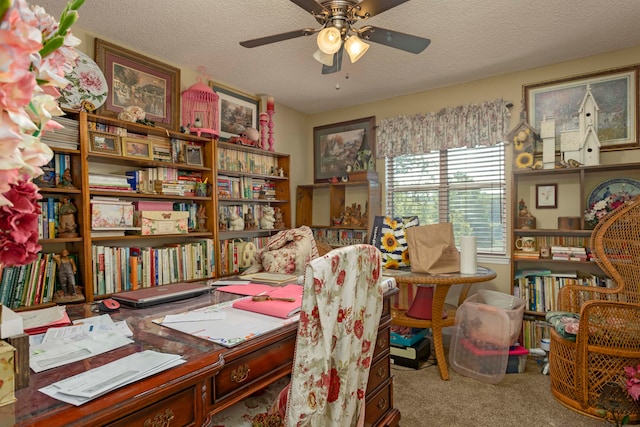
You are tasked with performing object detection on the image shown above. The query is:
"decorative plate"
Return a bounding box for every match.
[58,51,108,112]
[587,178,640,208]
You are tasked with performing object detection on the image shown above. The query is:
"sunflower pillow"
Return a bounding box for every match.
[369,216,419,269]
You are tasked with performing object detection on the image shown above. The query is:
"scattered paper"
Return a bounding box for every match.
[162,311,225,323]
[39,350,185,405]
[210,279,251,286]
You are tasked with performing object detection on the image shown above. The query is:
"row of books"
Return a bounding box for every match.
[550,245,589,261]
[521,315,551,350]
[217,175,276,200]
[0,252,69,308]
[313,228,368,247]
[91,239,215,296]
[513,270,613,312]
[219,237,270,275]
[89,173,134,192]
[125,168,203,195]
[217,146,279,176]
[37,198,62,239]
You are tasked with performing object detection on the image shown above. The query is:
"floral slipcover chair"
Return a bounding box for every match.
[282,243,384,426]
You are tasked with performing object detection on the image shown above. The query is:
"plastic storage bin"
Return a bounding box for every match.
[449,290,525,384]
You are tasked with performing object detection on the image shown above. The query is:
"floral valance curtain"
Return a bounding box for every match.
[376,99,512,158]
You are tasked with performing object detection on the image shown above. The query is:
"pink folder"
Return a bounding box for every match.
[231,284,303,318]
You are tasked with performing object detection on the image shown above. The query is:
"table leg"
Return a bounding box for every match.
[431,285,450,380]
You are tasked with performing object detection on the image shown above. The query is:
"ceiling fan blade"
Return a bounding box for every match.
[355,0,410,18]
[362,26,431,54]
[289,0,326,15]
[240,29,315,48]
[322,46,343,74]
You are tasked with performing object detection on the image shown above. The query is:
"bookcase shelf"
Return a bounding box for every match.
[511,161,640,348]
[296,176,381,247]
[0,110,219,309]
[214,140,290,276]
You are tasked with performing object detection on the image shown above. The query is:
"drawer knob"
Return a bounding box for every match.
[377,336,388,348]
[376,366,386,377]
[231,364,251,383]
[144,408,174,427]
[377,398,388,410]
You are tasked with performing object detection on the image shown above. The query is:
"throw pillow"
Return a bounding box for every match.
[369,216,419,268]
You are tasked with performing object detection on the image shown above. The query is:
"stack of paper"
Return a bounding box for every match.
[39,350,185,405]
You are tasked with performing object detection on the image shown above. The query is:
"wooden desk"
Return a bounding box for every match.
[11,287,400,427]
[388,267,497,381]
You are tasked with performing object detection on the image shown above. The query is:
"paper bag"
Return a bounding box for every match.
[406,223,460,274]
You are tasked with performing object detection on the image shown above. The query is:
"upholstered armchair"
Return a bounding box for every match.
[549,195,640,421]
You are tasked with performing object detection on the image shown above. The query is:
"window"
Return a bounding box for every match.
[385,144,506,255]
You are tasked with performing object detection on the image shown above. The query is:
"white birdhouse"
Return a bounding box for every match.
[560,85,601,166]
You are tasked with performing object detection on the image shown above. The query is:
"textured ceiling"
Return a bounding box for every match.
[37,0,640,115]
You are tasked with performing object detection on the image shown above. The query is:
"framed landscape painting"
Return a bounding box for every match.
[210,82,260,141]
[95,38,181,131]
[313,116,376,183]
[524,66,638,151]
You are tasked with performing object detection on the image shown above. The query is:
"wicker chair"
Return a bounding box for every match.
[549,195,640,421]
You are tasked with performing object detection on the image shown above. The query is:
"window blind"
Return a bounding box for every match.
[385,144,506,255]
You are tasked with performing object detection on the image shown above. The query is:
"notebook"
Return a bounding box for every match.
[112,282,211,308]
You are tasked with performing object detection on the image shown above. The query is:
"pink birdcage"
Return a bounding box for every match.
[181,77,219,137]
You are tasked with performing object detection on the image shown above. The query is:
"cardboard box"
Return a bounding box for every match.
[134,211,189,235]
[91,200,134,229]
[0,341,16,407]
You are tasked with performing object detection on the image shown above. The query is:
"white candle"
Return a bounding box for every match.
[460,236,477,274]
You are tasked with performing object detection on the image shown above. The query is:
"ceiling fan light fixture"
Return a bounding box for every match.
[313,49,335,66]
[317,27,342,54]
[344,34,369,63]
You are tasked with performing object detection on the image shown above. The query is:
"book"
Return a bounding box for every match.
[231,284,303,318]
[241,272,299,284]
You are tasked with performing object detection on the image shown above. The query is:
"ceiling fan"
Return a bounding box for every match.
[239,0,430,74]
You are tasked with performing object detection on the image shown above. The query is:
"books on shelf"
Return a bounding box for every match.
[513,250,540,259]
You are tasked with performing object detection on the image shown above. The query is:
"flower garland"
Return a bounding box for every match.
[0,0,83,266]
[584,192,633,229]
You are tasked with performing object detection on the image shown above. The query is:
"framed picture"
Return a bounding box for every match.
[536,183,557,209]
[524,66,638,151]
[89,131,121,156]
[122,137,152,160]
[313,116,376,183]
[184,144,204,166]
[210,82,259,141]
[94,38,181,131]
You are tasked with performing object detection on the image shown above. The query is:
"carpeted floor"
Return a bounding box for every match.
[392,355,606,427]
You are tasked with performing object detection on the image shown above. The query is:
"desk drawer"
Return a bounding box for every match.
[373,326,390,360]
[365,378,392,427]
[106,387,196,427]
[214,335,296,401]
[366,355,390,395]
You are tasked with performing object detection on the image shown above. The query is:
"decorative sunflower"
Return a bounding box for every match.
[383,217,398,229]
[381,232,399,252]
[515,152,534,169]
[384,258,400,269]
[513,138,524,151]
[401,249,411,265]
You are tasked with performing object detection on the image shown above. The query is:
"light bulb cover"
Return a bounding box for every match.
[344,35,369,63]
[313,49,335,66]
[317,27,342,54]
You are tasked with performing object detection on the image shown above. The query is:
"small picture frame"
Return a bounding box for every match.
[122,137,153,159]
[536,183,557,209]
[184,144,204,166]
[89,131,121,156]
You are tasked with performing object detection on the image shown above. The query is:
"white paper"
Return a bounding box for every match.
[162,311,225,323]
[460,236,477,274]
[17,305,66,330]
[39,350,185,405]
[210,279,251,286]
[30,331,133,373]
